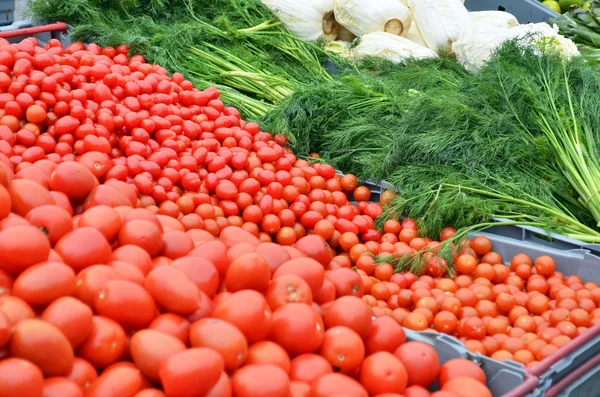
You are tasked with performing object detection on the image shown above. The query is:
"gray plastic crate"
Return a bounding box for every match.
[0,0,14,27]
[402,329,538,397]
[464,0,559,23]
[542,353,600,397]
[471,230,600,397]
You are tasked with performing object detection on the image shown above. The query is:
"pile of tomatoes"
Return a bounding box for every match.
[0,34,594,397]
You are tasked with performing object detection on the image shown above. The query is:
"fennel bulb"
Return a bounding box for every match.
[453,22,580,73]
[260,0,339,41]
[352,32,438,63]
[407,0,471,55]
[469,11,518,30]
[325,40,352,58]
[333,0,412,37]
[405,23,427,47]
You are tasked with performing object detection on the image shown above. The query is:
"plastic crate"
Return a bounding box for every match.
[464,0,559,24]
[403,329,538,397]
[542,352,600,397]
[471,230,600,396]
[0,0,14,27]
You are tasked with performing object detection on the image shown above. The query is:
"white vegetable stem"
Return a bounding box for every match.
[408,0,471,55]
[333,0,412,37]
[352,32,438,64]
[260,0,339,41]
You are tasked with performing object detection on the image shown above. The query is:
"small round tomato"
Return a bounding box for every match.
[393,341,440,388]
[319,326,365,374]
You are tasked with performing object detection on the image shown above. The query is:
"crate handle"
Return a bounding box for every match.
[500,372,539,397]
[543,353,600,397]
[0,22,68,39]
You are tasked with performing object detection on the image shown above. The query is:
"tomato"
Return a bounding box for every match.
[84,365,144,397]
[265,274,313,311]
[231,364,290,397]
[393,341,440,388]
[289,354,333,384]
[324,296,372,339]
[9,319,74,377]
[54,227,112,272]
[25,204,73,245]
[73,265,120,307]
[365,316,407,355]
[204,372,232,397]
[130,329,186,382]
[319,326,365,374]
[311,373,368,397]
[189,318,248,371]
[438,358,486,388]
[270,303,324,355]
[78,205,122,242]
[442,377,492,397]
[171,256,219,297]
[245,340,291,373]
[135,390,167,397]
[220,226,260,247]
[225,253,270,292]
[65,357,97,390]
[0,225,51,275]
[94,280,157,330]
[42,377,83,397]
[188,240,230,278]
[212,290,272,343]
[327,268,365,297]
[159,348,224,397]
[360,352,408,395]
[76,316,126,368]
[12,261,75,307]
[118,219,163,258]
[49,161,97,201]
[289,381,310,397]
[0,358,45,397]
[111,245,153,276]
[255,242,291,273]
[293,235,332,267]
[149,314,191,345]
[144,266,203,315]
[0,296,34,326]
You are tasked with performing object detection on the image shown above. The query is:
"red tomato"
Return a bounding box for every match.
[149,314,191,345]
[0,225,51,275]
[365,316,407,355]
[265,274,313,311]
[49,161,96,201]
[394,341,440,388]
[212,290,272,344]
[84,365,144,397]
[13,261,76,307]
[225,253,270,293]
[293,235,332,267]
[289,354,333,384]
[231,364,290,397]
[189,318,248,371]
[65,358,97,390]
[245,341,291,374]
[319,326,365,374]
[270,303,324,356]
[442,377,492,397]
[324,296,372,339]
[159,348,224,397]
[9,319,74,377]
[144,266,203,315]
[76,316,126,369]
[42,377,83,397]
[311,373,368,397]
[171,256,220,298]
[54,227,112,272]
[41,297,93,349]
[360,352,408,395]
[0,358,44,397]
[272,258,325,296]
[94,280,157,330]
[438,358,486,387]
[130,329,186,383]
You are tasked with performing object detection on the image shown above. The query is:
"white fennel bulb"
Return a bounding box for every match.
[404,23,427,47]
[333,0,412,37]
[260,0,339,41]
[453,22,580,73]
[469,11,518,30]
[505,23,580,58]
[408,0,471,55]
[352,32,438,64]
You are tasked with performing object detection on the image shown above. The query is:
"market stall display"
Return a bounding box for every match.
[0,0,597,396]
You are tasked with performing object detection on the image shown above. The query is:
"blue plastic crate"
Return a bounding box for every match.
[0,0,14,27]
[464,0,559,23]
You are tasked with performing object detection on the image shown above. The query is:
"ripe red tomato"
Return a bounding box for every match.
[365,315,407,355]
[360,352,408,395]
[231,364,290,397]
[41,297,93,349]
[76,316,126,368]
[9,319,74,377]
[212,290,272,344]
[13,261,76,307]
[144,266,203,315]
[0,358,45,397]
[319,326,365,374]
[0,225,51,275]
[84,365,144,397]
[289,354,333,384]
[225,253,270,292]
[272,258,325,296]
[94,280,157,330]
[394,341,440,388]
[42,377,83,397]
[311,373,368,397]
[149,314,191,345]
[159,348,224,397]
[130,329,186,382]
[189,318,248,371]
[270,303,324,356]
[264,274,313,311]
[294,235,332,267]
[438,358,486,387]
